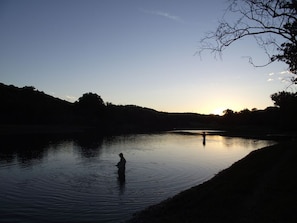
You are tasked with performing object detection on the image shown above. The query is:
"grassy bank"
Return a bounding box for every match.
[127,141,297,223]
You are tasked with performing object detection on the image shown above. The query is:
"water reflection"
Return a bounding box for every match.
[0,134,106,166]
[117,175,126,195]
[220,136,268,149]
[0,132,276,223]
[0,135,51,167]
[74,135,104,158]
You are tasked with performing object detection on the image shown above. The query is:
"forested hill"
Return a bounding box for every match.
[1,82,288,135]
[0,83,218,134]
[0,83,73,124]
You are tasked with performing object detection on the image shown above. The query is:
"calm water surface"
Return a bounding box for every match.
[0,131,275,223]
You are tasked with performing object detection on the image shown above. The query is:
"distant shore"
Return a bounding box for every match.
[0,123,291,137]
[0,124,93,136]
[126,141,297,223]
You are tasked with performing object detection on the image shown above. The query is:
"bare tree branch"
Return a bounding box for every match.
[199,0,297,82]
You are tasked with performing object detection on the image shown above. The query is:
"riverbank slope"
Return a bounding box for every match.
[127,141,297,223]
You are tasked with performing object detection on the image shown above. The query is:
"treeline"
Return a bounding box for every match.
[0,83,296,135]
[221,91,297,131]
[0,84,73,125]
[0,83,217,134]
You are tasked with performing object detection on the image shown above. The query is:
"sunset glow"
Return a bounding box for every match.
[211,107,227,116]
[0,0,289,114]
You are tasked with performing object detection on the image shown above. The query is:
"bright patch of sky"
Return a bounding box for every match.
[0,0,292,114]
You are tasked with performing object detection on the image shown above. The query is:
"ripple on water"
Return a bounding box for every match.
[0,134,275,223]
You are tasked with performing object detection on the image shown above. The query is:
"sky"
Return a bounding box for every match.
[0,0,294,115]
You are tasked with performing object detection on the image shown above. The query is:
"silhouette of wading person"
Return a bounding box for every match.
[116,153,126,181]
[202,132,206,146]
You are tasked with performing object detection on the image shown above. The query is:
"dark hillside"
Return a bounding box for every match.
[0,82,289,135]
[0,83,74,124]
[0,83,217,134]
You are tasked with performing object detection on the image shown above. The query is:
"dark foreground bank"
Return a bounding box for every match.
[127,141,297,223]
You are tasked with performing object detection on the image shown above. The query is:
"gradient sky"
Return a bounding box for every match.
[0,0,293,115]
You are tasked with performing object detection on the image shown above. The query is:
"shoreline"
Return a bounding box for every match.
[1,126,296,222]
[126,141,297,223]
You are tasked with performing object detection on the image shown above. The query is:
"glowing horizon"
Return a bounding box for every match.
[0,0,290,115]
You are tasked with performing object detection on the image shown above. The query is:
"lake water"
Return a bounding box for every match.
[0,131,275,223]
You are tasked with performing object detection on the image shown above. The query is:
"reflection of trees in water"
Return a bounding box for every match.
[0,135,51,167]
[74,134,104,158]
[0,134,104,166]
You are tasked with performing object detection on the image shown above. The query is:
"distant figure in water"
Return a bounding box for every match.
[116,153,126,181]
[202,132,206,146]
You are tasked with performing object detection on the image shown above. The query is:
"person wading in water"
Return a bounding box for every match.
[116,153,126,181]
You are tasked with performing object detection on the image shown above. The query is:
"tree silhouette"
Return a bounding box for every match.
[76,93,105,110]
[201,0,297,83]
[271,91,297,108]
[74,92,106,122]
[271,91,297,128]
